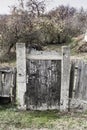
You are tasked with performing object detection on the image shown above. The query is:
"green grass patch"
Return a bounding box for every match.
[0,107,59,129]
[0,106,87,130]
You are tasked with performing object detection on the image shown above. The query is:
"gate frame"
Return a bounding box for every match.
[16,43,70,111]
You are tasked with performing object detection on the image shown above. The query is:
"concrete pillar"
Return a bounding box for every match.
[16,43,26,110]
[60,46,70,111]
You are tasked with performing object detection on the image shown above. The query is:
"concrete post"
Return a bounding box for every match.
[16,43,26,110]
[60,46,70,111]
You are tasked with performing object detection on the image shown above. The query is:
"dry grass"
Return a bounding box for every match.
[0,106,87,130]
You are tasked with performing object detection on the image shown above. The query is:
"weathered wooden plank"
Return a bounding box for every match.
[74,61,85,99]
[0,72,2,96]
[82,63,87,100]
[3,72,12,96]
[72,60,80,98]
[12,68,17,102]
[69,61,75,99]
[78,61,85,99]
[0,68,12,73]
[26,51,62,60]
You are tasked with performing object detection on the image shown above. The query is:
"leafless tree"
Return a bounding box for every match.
[26,0,45,17]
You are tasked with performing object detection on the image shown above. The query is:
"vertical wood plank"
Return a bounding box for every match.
[0,72,2,96]
[74,61,84,99]
[69,61,75,99]
[82,63,87,100]
[12,68,17,103]
[3,72,12,96]
[74,61,87,100]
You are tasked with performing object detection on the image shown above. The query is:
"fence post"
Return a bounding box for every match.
[16,43,26,110]
[60,46,70,111]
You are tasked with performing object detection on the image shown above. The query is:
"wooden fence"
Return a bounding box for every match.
[69,60,87,111]
[0,67,16,103]
[16,43,70,111]
[16,43,87,112]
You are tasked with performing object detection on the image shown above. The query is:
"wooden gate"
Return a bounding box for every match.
[16,43,70,111]
[16,43,87,111]
[26,59,61,110]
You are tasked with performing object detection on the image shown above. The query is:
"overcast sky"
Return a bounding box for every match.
[0,0,87,14]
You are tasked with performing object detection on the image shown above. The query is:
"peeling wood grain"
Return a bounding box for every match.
[26,60,61,110]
